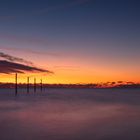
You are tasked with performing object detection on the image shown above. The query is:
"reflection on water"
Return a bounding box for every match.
[0,89,140,140]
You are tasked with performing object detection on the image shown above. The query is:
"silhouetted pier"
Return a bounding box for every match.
[14,73,46,95]
[15,73,18,96]
[34,78,36,93]
[27,77,30,93]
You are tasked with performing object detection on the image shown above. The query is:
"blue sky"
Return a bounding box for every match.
[0,0,140,83]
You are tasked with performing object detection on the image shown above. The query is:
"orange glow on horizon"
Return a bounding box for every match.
[0,69,140,84]
[0,50,140,84]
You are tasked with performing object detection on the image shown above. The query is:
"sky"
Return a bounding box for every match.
[0,0,140,84]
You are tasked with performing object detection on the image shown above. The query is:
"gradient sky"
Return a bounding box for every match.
[0,0,140,84]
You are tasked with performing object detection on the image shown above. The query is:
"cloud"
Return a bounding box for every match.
[0,51,53,74]
[0,0,91,22]
[0,60,52,74]
[53,65,80,71]
[0,46,60,57]
[0,15,16,21]
[0,52,33,65]
[36,0,91,14]
[0,34,48,46]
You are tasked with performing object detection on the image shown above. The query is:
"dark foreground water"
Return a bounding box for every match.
[0,88,140,140]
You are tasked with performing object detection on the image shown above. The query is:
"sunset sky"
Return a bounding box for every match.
[0,0,140,84]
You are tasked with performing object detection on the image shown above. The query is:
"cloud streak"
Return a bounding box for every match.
[0,46,60,57]
[0,52,33,65]
[0,0,91,22]
[0,15,16,21]
[0,52,53,74]
[0,34,48,46]
[36,0,91,15]
[0,60,52,74]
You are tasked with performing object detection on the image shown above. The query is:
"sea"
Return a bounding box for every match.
[0,88,140,140]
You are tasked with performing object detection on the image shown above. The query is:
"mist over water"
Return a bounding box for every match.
[0,89,140,140]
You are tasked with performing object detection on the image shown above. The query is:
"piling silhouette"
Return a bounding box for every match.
[27,77,29,93]
[34,78,36,93]
[15,73,18,96]
[40,79,43,92]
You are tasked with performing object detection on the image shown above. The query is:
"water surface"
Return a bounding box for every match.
[0,89,140,140]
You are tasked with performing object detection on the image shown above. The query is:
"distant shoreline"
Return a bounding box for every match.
[0,83,140,89]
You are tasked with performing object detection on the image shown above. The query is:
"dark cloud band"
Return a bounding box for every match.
[0,60,52,74]
[0,52,33,65]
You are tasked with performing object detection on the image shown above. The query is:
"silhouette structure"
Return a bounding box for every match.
[34,78,36,93]
[40,79,43,92]
[27,77,30,93]
[15,73,17,96]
